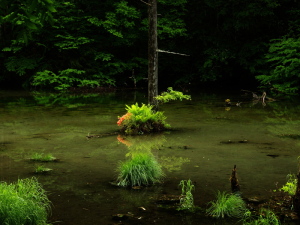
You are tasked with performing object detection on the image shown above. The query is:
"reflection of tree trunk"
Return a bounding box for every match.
[230,165,240,193]
[293,170,300,215]
[148,0,158,110]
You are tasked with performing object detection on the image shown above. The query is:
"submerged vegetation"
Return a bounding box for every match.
[116,153,165,187]
[206,191,248,218]
[0,177,51,225]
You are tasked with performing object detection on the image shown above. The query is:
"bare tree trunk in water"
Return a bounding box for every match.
[230,165,240,193]
[148,0,158,110]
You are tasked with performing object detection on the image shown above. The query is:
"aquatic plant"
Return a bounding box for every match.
[117,103,170,135]
[117,87,190,135]
[242,208,281,225]
[0,177,51,225]
[116,153,165,187]
[177,179,195,212]
[30,152,57,162]
[155,87,191,103]
[206,191,248,218]
[35,165,53,173]
[279,174,297,196]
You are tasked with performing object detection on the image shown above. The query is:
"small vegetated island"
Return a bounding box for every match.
[117,87,191,135]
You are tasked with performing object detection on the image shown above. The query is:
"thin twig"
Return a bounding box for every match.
[157,49,190,56]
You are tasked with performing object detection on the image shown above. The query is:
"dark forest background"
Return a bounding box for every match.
[1,0,300,95]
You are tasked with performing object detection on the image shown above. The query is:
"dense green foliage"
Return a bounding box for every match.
[117,103,170,134]
[1,0,300,94]
[256,38,300,94]
[0,177,51,225]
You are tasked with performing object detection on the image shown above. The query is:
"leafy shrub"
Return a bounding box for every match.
[206,191,247,218]
[117,103,170,135]
[116,153,165,187]
[0,177,51,225]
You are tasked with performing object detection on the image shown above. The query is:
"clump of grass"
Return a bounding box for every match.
[206,191,248,218]
[116,153,165,187]
[35,165,53,173]
[177,179,195,212]
[30,153,58,162]
[0,177,51,225]
[242,208,281,225]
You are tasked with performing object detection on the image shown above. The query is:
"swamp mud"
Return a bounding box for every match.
[0,89,299,224]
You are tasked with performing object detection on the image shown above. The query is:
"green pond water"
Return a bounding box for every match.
[0,89,299,225]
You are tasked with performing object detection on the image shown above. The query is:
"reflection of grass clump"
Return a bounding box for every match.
[177,179,195,212]
[0,177,51,225]
[206,191,247,218]
[242,208,280,225]
[116,154,165,187]
[160,156,190,172]
[30,153,57,162]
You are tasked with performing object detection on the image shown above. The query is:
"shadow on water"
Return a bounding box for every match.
[0,90,299,224]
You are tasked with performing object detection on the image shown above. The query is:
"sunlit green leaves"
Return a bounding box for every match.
[256,37,300,94]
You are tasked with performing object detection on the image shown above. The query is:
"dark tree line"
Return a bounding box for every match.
[1,0,300,95]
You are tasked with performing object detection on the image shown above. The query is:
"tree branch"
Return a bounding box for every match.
[157,49,189,56]
[140,0,151,6]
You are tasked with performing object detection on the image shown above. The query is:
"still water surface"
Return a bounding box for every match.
[0,90,299,224]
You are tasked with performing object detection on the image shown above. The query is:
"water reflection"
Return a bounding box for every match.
[117,133,191,173]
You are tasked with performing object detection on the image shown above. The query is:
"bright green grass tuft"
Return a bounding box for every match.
[207,191,248,218]
[116,153,165,187]
[30,153,57,162]
[0,177,51,225]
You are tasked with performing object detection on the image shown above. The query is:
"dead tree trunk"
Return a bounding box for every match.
[148,0,158,110]
[230,165,240,193]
